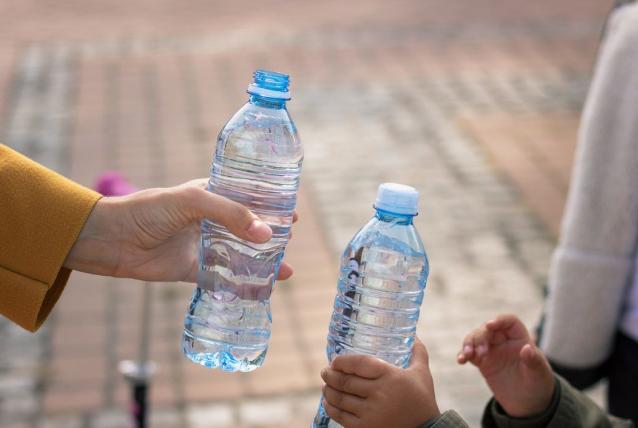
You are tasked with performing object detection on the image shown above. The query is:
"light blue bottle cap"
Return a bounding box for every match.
[374,183,419,215]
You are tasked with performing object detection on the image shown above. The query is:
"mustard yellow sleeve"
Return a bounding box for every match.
[0,144,101,331]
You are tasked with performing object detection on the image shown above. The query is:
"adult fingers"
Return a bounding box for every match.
[321,368,372,397]
[323,385,366,416]
[323,399,360,428]
[331,354,390,380]
[180,186,272,243]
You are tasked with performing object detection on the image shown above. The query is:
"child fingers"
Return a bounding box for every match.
[331,354,389,379]
[474,330,489,359]
[457,339,474,364]
[486,314,529,340]
[458,327,490,363]
[323,385,366,416]
[321,368,371,397]
[323,398,361,428]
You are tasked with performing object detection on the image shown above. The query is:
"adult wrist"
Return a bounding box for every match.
[64,197,123,276]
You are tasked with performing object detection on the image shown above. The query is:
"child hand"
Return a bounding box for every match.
[457,314,555,418]
[320,338,440,428]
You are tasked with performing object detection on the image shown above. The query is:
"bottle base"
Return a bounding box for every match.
[182,331,267,372]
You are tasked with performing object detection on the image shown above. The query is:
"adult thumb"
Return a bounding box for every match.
[182,186,272,243]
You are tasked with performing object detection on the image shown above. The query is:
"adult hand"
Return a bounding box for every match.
[457,314,555,418]
[64,179,296,282]
[321,338,440,428]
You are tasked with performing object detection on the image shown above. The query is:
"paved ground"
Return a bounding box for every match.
[0,0,614,427]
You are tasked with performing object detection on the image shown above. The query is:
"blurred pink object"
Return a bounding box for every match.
[95,171,138,196]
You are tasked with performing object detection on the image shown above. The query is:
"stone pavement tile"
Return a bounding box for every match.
[47,355,108,385]
[459,112,578,236]
[43,385,104,414]
[239,398,293,426]
[187,403,235,428]
[148,408,184,428]
[0,391,39,420]
[242,359,310,396]
[148,379,179,408]
[183,377,244,403]
[181,362,245,402]
[0,376,36,400]
[92,409,129,428]
[69,58,110,187]
[36,415,84,428]
[0,44,17,132]
[50,324,107,358]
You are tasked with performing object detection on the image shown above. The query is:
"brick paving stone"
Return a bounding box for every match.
[36,415,84,428]
[148,408,184,428]
[183,377,244,403]
[43,385,104,414]
[0,44,16,131]
[186,403,235,428]
[0,391,39,419]
[92,409,129,428]
[460,113,579,236]
[239,398,293,426]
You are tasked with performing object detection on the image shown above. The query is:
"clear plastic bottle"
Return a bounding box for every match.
[313,183,429,427]
[182,70,303,372]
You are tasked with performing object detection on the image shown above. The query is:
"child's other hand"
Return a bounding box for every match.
[457,314,555,418]
[320,338,439,428]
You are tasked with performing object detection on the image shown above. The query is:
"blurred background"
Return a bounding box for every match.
[0,0,615,427]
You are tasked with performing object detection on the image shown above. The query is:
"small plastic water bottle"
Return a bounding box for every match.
[312,183,429,427]
[182,70,303,372]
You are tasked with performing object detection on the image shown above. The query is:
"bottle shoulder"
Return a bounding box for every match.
[216,102,303,163]
[225,103,297,132]
[348,217,427,256]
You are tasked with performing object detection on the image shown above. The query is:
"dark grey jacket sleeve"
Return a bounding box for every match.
[482,376,634,428]
[419,410,470,428]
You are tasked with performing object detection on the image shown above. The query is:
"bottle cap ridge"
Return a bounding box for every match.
[374,183,419,215]
[247,69,291,100]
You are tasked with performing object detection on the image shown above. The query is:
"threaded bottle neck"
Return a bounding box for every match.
[247,69,290,109]
[374,207,414,225]
[249,94,287,109]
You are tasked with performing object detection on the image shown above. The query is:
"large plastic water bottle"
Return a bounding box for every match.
[313,183,429,427]
[182,70,303,372]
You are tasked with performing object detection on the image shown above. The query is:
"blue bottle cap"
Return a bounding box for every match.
[247,69,291,100]
[374,183,419,215]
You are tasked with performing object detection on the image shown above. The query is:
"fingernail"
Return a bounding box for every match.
[463,345,472,355]
[247,219,271,241]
